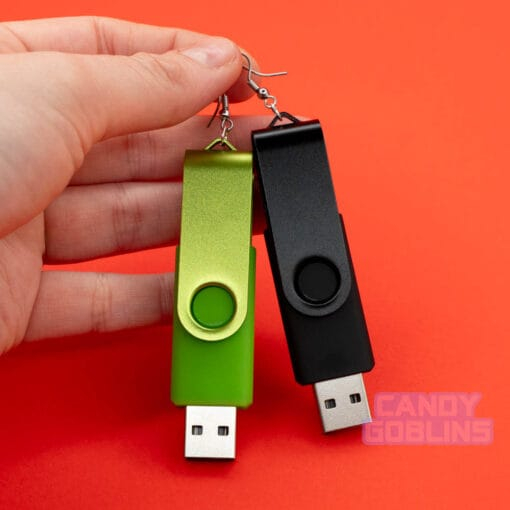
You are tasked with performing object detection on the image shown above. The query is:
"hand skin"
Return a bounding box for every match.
[0,16,269,354]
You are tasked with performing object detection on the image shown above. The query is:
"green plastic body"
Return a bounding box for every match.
[171,150,255,408]
[171,248,255,407]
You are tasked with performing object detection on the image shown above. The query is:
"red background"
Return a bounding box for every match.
[1,1,509,508]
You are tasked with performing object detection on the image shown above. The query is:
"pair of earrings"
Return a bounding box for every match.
[171,55,375,460]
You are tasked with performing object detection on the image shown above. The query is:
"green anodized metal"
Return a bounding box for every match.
[175,149,253,342]
[171,147,255,407]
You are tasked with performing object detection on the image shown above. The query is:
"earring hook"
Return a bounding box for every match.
[205,94,236,150]
[241,52,287,119]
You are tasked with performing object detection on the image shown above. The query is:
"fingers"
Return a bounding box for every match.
[44,182,182,262]
[44,116,272,263]
[0,39,241,238]
[71,116,272,185]
[44,180,266,263]
[23,271,173,341]
[0,16,201,54]
[0,17,257,102]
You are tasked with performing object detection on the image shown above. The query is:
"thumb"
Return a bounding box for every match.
[0,36,240,237]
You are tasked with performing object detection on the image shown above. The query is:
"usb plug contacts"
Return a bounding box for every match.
[185,406,237,459]
[314,373,371,432]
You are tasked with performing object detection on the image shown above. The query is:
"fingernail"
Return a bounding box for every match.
[180,37,237,67]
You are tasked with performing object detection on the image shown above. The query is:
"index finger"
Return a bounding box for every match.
[0,16,257,101]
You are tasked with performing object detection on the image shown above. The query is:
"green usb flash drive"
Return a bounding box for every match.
[171,149,255,459]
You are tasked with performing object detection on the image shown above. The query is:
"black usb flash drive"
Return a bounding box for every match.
[252,119,375,432]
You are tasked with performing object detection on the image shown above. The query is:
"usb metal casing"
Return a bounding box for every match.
[252,120,374,431]
[171,150,255,458]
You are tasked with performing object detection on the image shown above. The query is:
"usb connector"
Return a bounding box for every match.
[314,373,371,432]
[185,406,237,459]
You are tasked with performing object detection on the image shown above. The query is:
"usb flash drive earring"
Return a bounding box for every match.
[171,95,256,459]
[244,55,376,433]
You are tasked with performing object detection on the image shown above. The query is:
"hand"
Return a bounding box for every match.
[0,16,265,354]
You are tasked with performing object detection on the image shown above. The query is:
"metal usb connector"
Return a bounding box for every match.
[314,373,371,432]
[185,406,237,459]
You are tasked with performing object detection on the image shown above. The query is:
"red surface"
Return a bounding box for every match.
[1,1,509,508]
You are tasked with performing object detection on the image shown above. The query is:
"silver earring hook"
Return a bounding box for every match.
[205,94,236,151]
[241,52,287,119]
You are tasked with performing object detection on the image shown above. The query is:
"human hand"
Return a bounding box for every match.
[0,16,266,354]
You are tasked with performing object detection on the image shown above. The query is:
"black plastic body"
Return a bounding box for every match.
[252,120,374,385]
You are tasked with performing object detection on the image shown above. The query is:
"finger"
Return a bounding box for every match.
[44,182,182,263]
[44,176,266,264]
[0,17,257,102]
[0,39,241,238]
[24,271,173,341]
[71,116,272,184]
[0,16,202,54]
